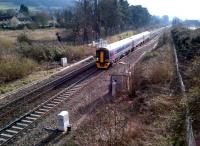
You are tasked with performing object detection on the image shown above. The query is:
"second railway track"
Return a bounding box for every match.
[0,57,95,120]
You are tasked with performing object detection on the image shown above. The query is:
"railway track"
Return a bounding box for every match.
[0,67,99,146]
[0,57,95,121]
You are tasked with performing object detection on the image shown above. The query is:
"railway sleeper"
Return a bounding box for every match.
[21,120,32,123]
[53,99,63,102]
[46,103,56,107]
[1,133,13,138]
[61,94,71,98]
[12,126,23,130]
[68,89,77,92]
[0,138,7,142]
[56,96,65,99]
[51,101,60,104]
[39,108,49,112]
[6,129,18,134]
[30,114,41,118]
[73,86,82,89]
[26,117,37,121]
[35,111,45,114]
[43,106,53,109]
[17,122,28,127]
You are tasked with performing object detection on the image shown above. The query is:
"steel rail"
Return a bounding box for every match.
[0,59,95,118]
[0,67,99,146]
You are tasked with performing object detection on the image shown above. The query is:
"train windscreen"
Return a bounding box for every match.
[96,49,109,61]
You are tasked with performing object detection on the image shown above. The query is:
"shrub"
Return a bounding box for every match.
[0,57,37,83]
[171,27,200,60]
[143,51,159,61]
[64,47,85,61]
[17,42,87,63]
[18,43,64,62]
[148,62,172,84]
[17,33,32,44]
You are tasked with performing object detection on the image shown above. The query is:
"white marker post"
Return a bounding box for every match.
[61,58,68,67]
[57,111,69,132]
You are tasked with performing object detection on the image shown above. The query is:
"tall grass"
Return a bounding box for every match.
[132,44,173,91]
[18,43,87,62]
[0,36,15,49]
[0,56,37,83]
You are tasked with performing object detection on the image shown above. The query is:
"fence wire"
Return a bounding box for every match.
[172,41,196,146]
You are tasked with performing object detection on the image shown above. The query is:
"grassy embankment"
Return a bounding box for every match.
[65,32,184,146]
[0,29,135,95]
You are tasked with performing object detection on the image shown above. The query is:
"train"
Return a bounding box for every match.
[96,27,165,69]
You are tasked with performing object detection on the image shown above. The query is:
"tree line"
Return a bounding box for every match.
[56,0,169,44]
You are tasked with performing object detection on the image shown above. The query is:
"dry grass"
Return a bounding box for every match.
[0,66,60,95]
[0,56,37,84]
[0,28,65,42]
[0,36,15,48]
[133,44,174,90]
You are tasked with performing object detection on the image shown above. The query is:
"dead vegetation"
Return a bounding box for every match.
[133,44,173,90]
[0,28,65,42]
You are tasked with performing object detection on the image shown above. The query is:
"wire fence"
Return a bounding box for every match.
[172,41,196,146]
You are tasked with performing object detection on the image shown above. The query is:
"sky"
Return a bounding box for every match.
[127,0,200,20]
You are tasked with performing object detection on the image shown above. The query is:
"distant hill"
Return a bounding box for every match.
[0,0,75,10]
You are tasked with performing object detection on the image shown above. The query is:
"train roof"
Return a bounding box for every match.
[104,31,150,51]
[106,37,132,51]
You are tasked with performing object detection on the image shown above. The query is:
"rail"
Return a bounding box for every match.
[0,58,95,117]
[0,63,97,146]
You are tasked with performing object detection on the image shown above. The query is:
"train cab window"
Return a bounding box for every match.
[96,49,109,60]
[104,50,109,60]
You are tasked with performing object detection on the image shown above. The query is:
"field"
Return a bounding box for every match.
[0,28,65,42]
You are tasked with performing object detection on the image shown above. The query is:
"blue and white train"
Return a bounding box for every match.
[96,28,165,69]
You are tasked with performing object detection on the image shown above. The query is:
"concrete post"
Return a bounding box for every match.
[57,111,69,132]
[112,80,117,97]
[61,57,68,67]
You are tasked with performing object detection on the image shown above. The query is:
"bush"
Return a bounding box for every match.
[0,57,37,83]
[18,43,64,62]
[18,43,87,63]
[64,47,85,61]
[17,34,32,44]
[171,27,200,60]
[143,51,159,61]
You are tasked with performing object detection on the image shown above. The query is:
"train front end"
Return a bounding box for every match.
[96,48,110,69]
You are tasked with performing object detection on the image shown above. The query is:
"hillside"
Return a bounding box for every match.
[0,0,75,10]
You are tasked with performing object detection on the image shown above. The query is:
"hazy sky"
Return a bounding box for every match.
[127,0,200,20]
